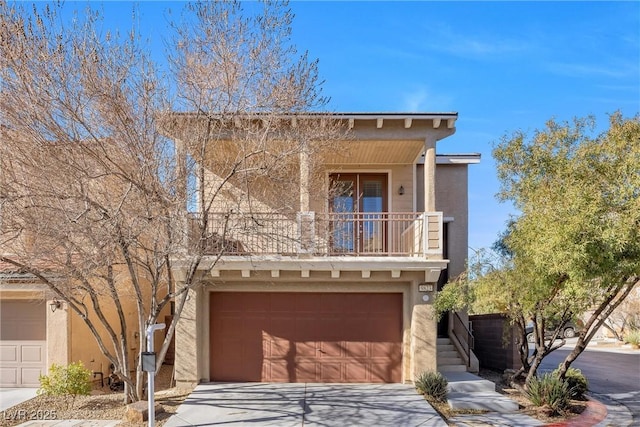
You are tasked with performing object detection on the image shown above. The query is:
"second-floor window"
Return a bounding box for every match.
[329,173,388,253]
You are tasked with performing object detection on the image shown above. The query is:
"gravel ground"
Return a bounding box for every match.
[0,365,192,427]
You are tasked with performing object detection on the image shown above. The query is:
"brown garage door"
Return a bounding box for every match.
[210,292,402,383]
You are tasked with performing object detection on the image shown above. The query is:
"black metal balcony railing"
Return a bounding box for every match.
[189,211,442,257]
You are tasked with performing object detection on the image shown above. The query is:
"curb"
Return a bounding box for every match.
[544,396,607,427]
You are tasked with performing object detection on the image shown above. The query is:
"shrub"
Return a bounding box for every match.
[552,366,588,399]
[38,362,92,398]
[526,373,570,415]
[415,371,448,403]
[623,329,640,348]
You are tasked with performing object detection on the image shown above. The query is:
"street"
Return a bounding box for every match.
[536,339,640,424]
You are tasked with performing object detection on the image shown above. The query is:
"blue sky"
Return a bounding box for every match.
[287,1,640,251]
[63,1,640,251]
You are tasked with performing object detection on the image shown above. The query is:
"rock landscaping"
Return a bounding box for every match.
[0,365,191,427]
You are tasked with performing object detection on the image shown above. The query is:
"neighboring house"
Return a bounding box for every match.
[0,263,69,387]
[0,261,140,388]
[170,113,480,386]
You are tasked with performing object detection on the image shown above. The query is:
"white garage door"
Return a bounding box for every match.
[0,300,46,387]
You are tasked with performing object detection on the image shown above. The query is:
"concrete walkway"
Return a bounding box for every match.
[443,371,520,413]
[443,371,544,426]
[164,382,447,427]
[0,388,38,412]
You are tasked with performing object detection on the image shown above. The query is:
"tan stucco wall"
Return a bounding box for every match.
[173,270,440,387]
[69,302,123,377]
[202,168,301,214]
[417,163,470,279]
[66,275,173,378]
[0,289,45,299]
[203,163,418,216]
[434,165,469,279]
[313,164,415,214]
[47,299,69,367]
[174,284,201,387]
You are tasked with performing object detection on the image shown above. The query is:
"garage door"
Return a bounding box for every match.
[0,300,47,387]
[210,292,402,383]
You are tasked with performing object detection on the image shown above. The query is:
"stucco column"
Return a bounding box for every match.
[46,299,69,367]
[175,138,190,252]
[410,302,438,379]
[174,285,200,388]
[424,137,436,212]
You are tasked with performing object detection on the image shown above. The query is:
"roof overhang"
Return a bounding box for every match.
[435,153,481,165]
[326,113,459,165]
[165,111,458,127]
[335,112,458,130]
[164,112,460,166]
[172,255,449,283]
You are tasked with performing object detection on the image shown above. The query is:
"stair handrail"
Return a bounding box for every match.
[451,312,474,367]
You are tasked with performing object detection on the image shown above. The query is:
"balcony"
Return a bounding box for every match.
[189,212,443,258]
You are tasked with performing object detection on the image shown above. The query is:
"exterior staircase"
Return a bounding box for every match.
[437,337,467,372]
[438,337,520,413]
[443,371,520,413]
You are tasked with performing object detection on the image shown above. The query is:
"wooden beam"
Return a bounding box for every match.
[376,118,384,129]
[404,118,413,129]
[432,118,441,129]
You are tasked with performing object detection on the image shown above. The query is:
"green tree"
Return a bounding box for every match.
[493,112,640,380]
[437,112,640,384]
[435,249,557,381]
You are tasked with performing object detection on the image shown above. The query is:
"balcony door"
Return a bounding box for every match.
[329,173,388,254]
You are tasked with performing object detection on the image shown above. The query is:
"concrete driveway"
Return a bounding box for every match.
[164,383,446,427]
[0,388,38,412]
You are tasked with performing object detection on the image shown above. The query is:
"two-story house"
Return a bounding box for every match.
[170,113,480,387]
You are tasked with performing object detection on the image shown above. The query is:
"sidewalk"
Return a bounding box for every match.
[8,393,634,427]
[11,394,633,427]
[586,338,639,354]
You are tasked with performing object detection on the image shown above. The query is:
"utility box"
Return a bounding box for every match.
[141,352,156,373]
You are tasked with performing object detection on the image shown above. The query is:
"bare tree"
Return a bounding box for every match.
[599,288,640,341]
[0,0,343,402]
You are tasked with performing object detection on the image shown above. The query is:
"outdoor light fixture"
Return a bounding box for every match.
[398,185,405,195]
[49,299,62,313]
